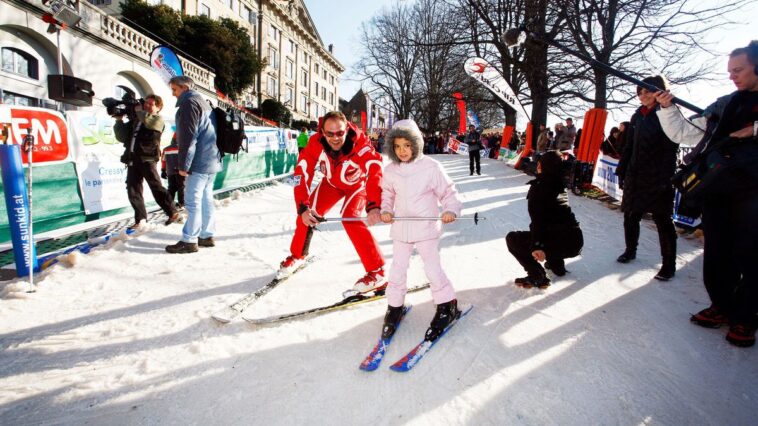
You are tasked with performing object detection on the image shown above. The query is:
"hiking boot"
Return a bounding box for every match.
[690,306,728,328]
[278,255,306,278]
[352,268,388,294]
[654,262,675,281]
[165,241,198,254]
[382,305,406,339]
[198,237,215,247]
[164,211,181,226]
[515,275,551,289]
[616,250,636,263]
[726,323,757,348]
[424,299,462,342]
[545,259,567,276]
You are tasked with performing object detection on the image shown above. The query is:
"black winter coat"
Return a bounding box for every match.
[616,106,679,215]
[527,174,582,257]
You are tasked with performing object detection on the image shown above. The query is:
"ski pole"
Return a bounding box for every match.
[317,212,484,225]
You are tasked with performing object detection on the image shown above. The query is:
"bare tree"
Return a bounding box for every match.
[554,0,748,114]
[355,4,421,119]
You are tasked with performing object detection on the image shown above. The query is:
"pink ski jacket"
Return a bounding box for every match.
[381,156,463,243]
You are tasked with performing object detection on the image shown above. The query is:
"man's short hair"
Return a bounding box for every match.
[145,94,163,110]
[168,76,194,89]
[322,111,347,123]
[565,117,573,122]
[730,40,758,67]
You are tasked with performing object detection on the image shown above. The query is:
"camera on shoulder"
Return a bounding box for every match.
[102,87,144,118]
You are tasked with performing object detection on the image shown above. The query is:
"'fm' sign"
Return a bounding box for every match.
[0,106,70,164]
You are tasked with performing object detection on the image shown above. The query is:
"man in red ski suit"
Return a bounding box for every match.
[279,111,386,293]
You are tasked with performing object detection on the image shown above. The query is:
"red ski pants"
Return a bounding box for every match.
[289,182,384,272]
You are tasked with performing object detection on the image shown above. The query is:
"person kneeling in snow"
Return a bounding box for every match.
[506,151,583,289]
[379,119,464,342]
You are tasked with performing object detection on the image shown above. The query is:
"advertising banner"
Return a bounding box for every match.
[150,46,184,84]
[591,154,623,200]
[464,57,530,119]
[0,106,71,165]
[446,136,468,155]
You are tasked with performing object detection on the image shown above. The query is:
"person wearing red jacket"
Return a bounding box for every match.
[279,111,386,293]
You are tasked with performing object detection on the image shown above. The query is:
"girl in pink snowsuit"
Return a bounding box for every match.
[379,119,463,342]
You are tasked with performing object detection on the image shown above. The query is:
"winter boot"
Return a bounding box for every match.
[726,323,757,348]
[352,267,388,294]
[514,276,531,286]
[165,241,198,254]
[690,305,729,328]
[382,305,406,339]
[654,261,676,281]
[277,255,306,278]
[616,249,636,263]
[545,258,567,276]
[424,299,462,342]
[654,228,676,281]
[515,274,551,289]
[198,237,215,247]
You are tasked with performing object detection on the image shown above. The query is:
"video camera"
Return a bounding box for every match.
[102,86,143,118]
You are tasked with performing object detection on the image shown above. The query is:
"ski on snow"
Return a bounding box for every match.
[243,283,431,325]
[389,304,474,372]
[211,256,315,323]
[359,305,412,372]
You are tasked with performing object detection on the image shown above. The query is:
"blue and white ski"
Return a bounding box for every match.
[359,305,412,372]
[389,305,474,372]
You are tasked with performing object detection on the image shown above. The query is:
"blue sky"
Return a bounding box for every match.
[304,0,757,128]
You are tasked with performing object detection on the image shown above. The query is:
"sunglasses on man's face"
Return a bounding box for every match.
[323,129,346,138]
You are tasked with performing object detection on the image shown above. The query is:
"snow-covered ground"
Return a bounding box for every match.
[0,155,755,425]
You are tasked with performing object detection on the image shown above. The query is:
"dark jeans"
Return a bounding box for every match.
[469,149,481,174]
[701,191,758,324]
[622,210,677,264]
[168,174,186,207]
[126,159,176,223]
[506,228,583,277]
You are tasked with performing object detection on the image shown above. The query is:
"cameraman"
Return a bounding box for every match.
[113,94,180,229]
[655,40,758,348]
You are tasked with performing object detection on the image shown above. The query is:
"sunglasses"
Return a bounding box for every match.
[323,129,346,138]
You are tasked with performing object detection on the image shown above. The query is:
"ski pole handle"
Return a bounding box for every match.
[317,212,484,225]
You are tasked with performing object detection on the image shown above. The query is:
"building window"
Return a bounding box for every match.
[321,87,326,101]
[285,60,294,79]
[302,51,309,64]
[2,90,36,107]
[228,0,237,13]
[288,39,296,54]
[312,102,319,119]
[314,63,319,75]
[301,95,308,115]
[267,77,278,97]
[314,81,319,94]
[269,25,278,42]
[301,69,308,86]
[323,70,327,80]
[329,75,334,85]
[2,47,39,79]
[199,3,210,17]
[329,92,334,105]
[269,47,279,69]
[286,87,294,106]
[245,6,254,23]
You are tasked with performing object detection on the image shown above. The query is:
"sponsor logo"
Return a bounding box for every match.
[293,175,302,186]
[2,106,69,163]
[357,146,372,157]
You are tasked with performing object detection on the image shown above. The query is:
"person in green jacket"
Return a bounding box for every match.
[297,127,309,153]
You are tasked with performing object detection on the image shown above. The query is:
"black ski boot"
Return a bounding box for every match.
[545,258,567,276]
[424,299,461,342]
[382,305,405,339]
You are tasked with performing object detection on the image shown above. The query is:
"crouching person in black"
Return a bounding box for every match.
[506,151,584,289]
[114,94,180,229]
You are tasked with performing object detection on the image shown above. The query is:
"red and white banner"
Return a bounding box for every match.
[464,57,530,119]
[0,106,71,165]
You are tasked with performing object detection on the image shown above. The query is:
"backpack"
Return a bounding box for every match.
[212,106,247,157]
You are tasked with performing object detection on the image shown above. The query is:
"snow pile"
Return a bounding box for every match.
[0,156,755,425]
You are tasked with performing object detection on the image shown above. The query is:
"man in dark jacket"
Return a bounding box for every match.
[165,76,222,254]
[464,124,482,175]
[506,151,584,288]
[113,94,179,230]
[655,41,758,347]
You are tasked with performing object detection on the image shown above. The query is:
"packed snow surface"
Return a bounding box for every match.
[1,156,755,425]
